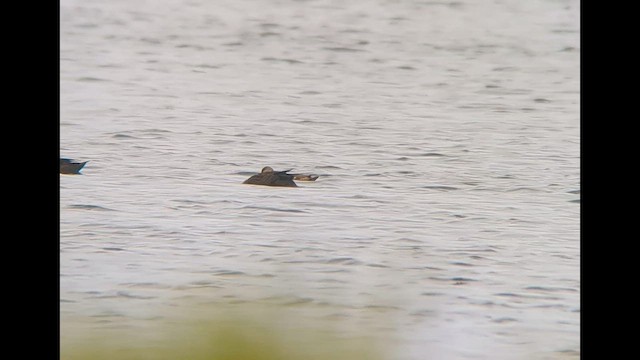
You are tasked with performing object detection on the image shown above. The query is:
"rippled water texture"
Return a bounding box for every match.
[60,0,580,358]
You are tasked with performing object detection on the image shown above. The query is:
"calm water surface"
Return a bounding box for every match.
[60,0,580,358]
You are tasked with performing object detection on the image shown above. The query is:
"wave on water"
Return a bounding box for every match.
[243,205,307,213]
[421,185,459,191]
[67,204,116,211]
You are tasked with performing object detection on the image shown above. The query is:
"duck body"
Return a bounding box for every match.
[60,158,88,174]
[243,166,298,187]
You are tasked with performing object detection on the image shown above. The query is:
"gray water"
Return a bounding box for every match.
[60,0,580,358]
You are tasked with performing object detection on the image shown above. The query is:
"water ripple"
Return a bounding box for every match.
[242,206,308,213]
[67,204,116,211]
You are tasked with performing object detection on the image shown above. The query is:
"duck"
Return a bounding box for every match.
[60,158,88,174]
[243,166,298,187]
[291,174,319,181]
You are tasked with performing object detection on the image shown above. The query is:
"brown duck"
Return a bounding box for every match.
[243,166,299,187]
[60,158,88,174]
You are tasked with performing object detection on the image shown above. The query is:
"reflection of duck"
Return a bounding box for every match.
[60,158,88,174]
[243,166,298,187]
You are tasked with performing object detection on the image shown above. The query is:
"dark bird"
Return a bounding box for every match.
[60,158,88,174]
[243,166,298,187]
